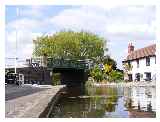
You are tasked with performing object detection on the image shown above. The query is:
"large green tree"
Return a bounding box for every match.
[33,30,107,61]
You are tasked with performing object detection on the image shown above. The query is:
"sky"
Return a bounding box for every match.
[5,5,156,69]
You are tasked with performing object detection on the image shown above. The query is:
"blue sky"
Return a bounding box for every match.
[5,5,156,69]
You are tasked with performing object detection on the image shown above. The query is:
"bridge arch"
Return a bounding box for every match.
[47,58,92,86]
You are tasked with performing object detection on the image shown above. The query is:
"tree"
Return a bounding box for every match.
[33,30,107,61]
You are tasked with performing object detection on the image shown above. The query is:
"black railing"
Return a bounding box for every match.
[47,58,90,69]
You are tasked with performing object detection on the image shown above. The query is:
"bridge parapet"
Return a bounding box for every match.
[47,58,91,70]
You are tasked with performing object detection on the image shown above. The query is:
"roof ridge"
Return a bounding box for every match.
[130,44,156,54]
[125,43,156,61]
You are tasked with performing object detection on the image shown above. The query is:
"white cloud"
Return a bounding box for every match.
[12,6,47,20]
[106,24,150,33]
[49,6,107,33]
[6,18,44,31]
[6,30,42,59]
[6,30,42,44]
[5,5,155,69]
[6,31,17,43]
[20,6,45,18]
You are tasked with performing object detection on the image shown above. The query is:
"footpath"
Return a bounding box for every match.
[5,85,65,118]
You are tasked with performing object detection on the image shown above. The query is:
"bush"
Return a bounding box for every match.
[90,65,104,82]
[52,73,61,85]
[108,70,123,82]
[90,64,124,83]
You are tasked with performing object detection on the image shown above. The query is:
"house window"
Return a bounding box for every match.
[144,72,151,81]
[146,57,150,66]
[136,59,139,68]
[135,73,140,81]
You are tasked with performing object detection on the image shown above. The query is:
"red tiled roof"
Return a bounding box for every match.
[124,44,156,61]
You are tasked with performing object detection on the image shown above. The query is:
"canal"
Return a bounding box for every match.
[47,86,156,118]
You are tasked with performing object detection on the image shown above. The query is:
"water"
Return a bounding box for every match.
[48,86,156,118]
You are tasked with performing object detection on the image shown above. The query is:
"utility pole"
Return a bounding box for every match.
[15,7,19,74]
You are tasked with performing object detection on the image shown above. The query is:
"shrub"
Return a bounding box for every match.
[90,65,104,82]
[52,73,61,85]
[108,70,123,82]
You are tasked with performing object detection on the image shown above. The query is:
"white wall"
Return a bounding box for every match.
[130,56,156,82]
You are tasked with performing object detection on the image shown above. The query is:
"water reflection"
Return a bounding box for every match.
[49,86,156,118]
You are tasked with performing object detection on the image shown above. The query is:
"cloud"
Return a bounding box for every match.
[6,18,45,31]
[6,30,42,59]
[5,5,155,68]
[17,6,46,18]
[106,6,155,24]
[106,24,151,33]
[49,6,107,33]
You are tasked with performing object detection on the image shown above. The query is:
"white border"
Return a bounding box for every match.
[1,0,160,6]
[156,5,160,120]
[0,0,5,119]
[0,0,160,121]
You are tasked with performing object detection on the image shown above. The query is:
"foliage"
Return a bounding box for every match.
[105,102,116,112]
[52,73,61,85]
[102,56,124,82]
[90,56,124,83]
[108,70,123,82]
[33,30,107,61]
[105,98,117,112]
[122,62,133,81]
[105,96,118,112]
[102,55,117,70]
[123,62,133,72]
[104,64,112,75]
[90,65,104,82]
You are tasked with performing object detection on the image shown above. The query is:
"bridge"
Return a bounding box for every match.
[47,58,93,86]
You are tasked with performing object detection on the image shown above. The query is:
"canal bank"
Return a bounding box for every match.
[94,82,156,87]
[5,85,65,118]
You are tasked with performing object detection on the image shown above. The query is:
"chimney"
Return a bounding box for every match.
[128,42,134,53]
